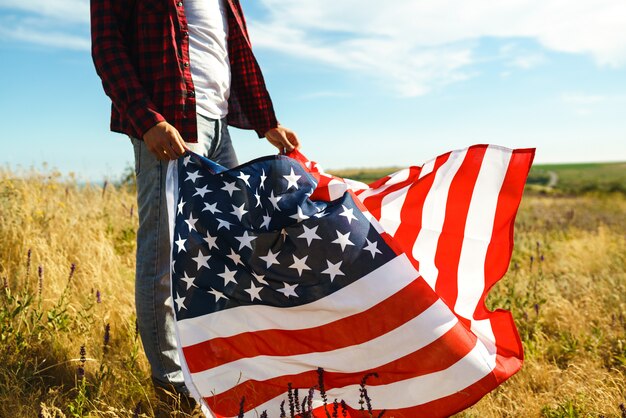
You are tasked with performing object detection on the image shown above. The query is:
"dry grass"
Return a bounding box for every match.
[0,167,625,417]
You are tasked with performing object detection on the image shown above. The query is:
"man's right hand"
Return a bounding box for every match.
[143,121,187,160]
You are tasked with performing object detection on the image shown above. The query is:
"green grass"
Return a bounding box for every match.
[527,162,626,194]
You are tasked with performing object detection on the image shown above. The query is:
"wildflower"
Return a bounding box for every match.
[359,372,377,416]
[2,277,7,289]
[103,323,111,352]
[318,367,330,417]
[68,263,76,282]
[340,400,349,418]
[540,254,544,262]
[307,387,314,415]
[287,383,295,418]
[534,303,540,316]
[279,400,286,418]
[37,265,43,299]
[529,255,534,269]
[102,180,108,198]
[332,399,339,418]
[96,290,102,303]
[78,345,87,379]
[26,249,32,279]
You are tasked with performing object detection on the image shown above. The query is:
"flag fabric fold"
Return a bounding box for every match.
[165,144,534,418]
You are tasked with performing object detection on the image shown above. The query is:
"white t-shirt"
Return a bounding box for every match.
[184,0,231,119]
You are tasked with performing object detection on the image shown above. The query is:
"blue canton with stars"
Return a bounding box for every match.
[171,152,397,321]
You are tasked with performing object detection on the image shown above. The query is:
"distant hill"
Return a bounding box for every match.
[528,162,626,195]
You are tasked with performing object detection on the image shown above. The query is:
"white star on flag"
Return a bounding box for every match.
[202,202,221,214]
[192,249,211,270]
[260,212,271,230]
[203,232,218,250]
[193,185,211,198]
[339,205,358,224]
[277,282,298,298]
[191,250,211,270]
[218,267,238,286]
[268,191,282,211]
[235,231,257,250]
[283,167,301,190]
[230,203,248,221]
[298,225,321,246]
[259,169,267,190]
[245,282,263,301]
[185,213,198,232]
[322,260,344,282]
[290,206,310,222]
[175,234,187,253]
[227,249,243,266]
[174,292,186,312]
[364,238,382,258]
[216,218,232,230]
[289,255,311,276]
[332,230,354,251]
[254,189,262,208]
[180,272,197,290]
[237,172,251,187]
[221,181,239,196]
[259,249,280,268]
[185,170,201,183]
[177,199,185,215]
[208,288,227,302]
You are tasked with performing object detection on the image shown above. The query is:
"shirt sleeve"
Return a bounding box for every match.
[90,0,165,139]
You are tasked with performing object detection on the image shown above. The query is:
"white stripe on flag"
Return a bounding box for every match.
[244,340,496,417]
[378,184,411,237]
[177,254,419,346]
[412,149,468,289]
[191,299,456,396]
[455,146,512,348]
[418,157,436,179]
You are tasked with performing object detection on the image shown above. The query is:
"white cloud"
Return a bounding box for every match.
[0,0,89,50]
[250,0,626,95]
[0,0,88,23]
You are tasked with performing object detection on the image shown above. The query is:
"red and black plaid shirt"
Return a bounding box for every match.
[90,0,278,142]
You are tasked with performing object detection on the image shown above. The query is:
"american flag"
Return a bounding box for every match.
[165,144,534,418]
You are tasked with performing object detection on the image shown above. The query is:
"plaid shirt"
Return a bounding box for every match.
[90,0,278,142]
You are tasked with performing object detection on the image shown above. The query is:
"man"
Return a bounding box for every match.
[90,0,300,412]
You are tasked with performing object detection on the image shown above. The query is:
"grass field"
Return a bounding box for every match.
[0,161,624,417]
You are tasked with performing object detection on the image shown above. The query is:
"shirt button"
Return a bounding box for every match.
[183,61,189,67]
[188,90,195,98]
[177,1,183,6]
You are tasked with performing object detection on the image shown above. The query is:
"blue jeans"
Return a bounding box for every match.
[131,115,238,393]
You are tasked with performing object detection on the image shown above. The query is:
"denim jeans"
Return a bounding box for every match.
[131,115,238,393]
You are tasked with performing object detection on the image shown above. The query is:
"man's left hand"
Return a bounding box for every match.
[265,126,301,153]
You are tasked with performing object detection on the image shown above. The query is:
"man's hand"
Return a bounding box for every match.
[265,125,301,153]
[143,121,187,160]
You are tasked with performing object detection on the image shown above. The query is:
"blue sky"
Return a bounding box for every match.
[1,0,625,181]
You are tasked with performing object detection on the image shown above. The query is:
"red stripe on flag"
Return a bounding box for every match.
[433,145,487,308]
[183,277,437,373]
